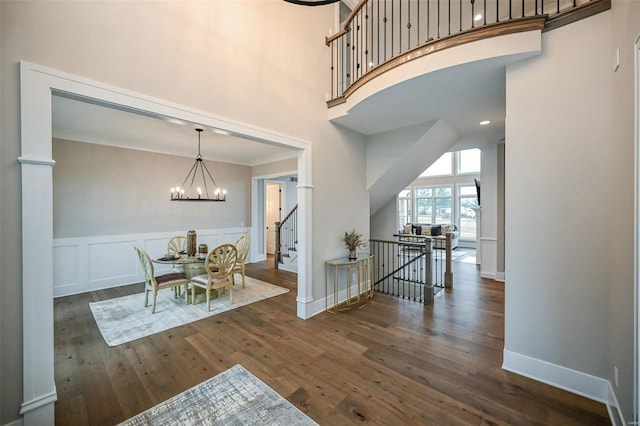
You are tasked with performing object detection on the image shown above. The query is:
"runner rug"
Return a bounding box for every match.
[118,364,318,426]
[90,276,288,346]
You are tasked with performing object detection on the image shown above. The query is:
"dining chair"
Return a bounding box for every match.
[167,235,189,297]
[190,244,238,311]
[134,245,189,314]
[231,234,250,288]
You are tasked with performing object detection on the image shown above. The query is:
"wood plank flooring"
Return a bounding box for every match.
[54,258,610,425]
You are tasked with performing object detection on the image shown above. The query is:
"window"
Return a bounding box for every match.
[420,152,452,177]
[457,148,481,174]
[413,186,452,224]
[415,188,432,223]
[399,149,481,242]
[458,185,479,239]
[398,188,412,230]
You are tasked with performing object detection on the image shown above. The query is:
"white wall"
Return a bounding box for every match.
[1,2,369,423]
[609,0,640,420]
[370,196,398,240]
[505,8,618,412]
[480,144,498,279]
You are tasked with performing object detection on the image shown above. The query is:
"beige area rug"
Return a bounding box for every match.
[90,277,289,346]
[118,364,318,426]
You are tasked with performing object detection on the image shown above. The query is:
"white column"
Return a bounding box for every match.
[296,149,314,319]
[473,207,482,265]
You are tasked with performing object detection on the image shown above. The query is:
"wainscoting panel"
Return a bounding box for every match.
[89,240,138,282]
[53,227,250,297]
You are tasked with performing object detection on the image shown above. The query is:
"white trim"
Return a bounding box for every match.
[495,271,505,282]
[19,60,313,424]
[635,34,640,426]
[480,272,497,280]
[17,156,56,166]
[503,349,624,424]
[250,169,298,270]
[19,388,57,415]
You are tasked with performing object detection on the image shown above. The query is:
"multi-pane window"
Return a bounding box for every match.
[434,187,452,223]
[458,185,479,239]
[399,149,481,241]
[398,188,412,230]
[413,186,452,224]
[415,188,432,223]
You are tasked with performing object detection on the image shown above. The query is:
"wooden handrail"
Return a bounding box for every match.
[325,0,611,104]
[325,0,367,45]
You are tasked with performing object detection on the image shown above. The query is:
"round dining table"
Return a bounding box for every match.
[153,253,206,279]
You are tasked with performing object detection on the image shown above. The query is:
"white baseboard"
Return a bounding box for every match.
[302,282,371,319]
[495,271,505,282]
[480,271,496,280]
[502,349,624,425]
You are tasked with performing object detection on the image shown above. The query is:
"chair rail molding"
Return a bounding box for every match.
[19,60,312,424]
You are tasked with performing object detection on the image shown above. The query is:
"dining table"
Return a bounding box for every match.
[153,253,207,280]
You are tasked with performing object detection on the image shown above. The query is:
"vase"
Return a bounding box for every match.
[348,249,357,261]
[187,230,197,256]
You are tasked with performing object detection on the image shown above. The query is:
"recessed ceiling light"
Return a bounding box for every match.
[480,120,490,126]
[474,14,483,21]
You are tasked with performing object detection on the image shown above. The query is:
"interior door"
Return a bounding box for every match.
[265,182,282,255]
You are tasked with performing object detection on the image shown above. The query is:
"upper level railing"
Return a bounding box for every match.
[325,0,610,106]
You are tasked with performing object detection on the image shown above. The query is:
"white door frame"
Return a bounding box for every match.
[264,180,285,256]
[635,35,640,426]
[250,171,297,264]
[18,61,315,424]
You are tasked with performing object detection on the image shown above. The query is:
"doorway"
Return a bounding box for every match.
[265,182,284,255]
[19,61,315,423]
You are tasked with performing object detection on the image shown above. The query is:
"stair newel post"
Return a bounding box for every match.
[275,221,282,270]
[445,232,453,288]
[424,239,433,305]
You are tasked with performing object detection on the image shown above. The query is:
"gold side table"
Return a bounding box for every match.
[324,253,374,313]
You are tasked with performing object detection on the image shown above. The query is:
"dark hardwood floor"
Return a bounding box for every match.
[54,257,610,425]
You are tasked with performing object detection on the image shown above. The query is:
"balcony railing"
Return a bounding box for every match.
[325,0,610,105]
[370,233,453,305]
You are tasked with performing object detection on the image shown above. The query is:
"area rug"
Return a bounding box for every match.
[118,364,318,426]
[90,277,288,346]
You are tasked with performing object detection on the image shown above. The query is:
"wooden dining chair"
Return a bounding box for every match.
[190,244,237,311]
[134,245,189,314]
[231,234,250,288]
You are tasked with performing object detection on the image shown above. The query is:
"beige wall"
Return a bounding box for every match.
[1,1,369,422]
[609,0,640,419]
[506,7,635,421]
[53,139,251,237]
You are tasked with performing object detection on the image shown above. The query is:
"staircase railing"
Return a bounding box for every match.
[274,204,298,270]
[325,0,610,104]
[370,232,453,304]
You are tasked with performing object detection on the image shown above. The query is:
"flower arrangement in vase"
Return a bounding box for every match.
[343,229,367,261]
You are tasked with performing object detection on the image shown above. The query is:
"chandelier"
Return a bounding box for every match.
[170,128,226,202]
